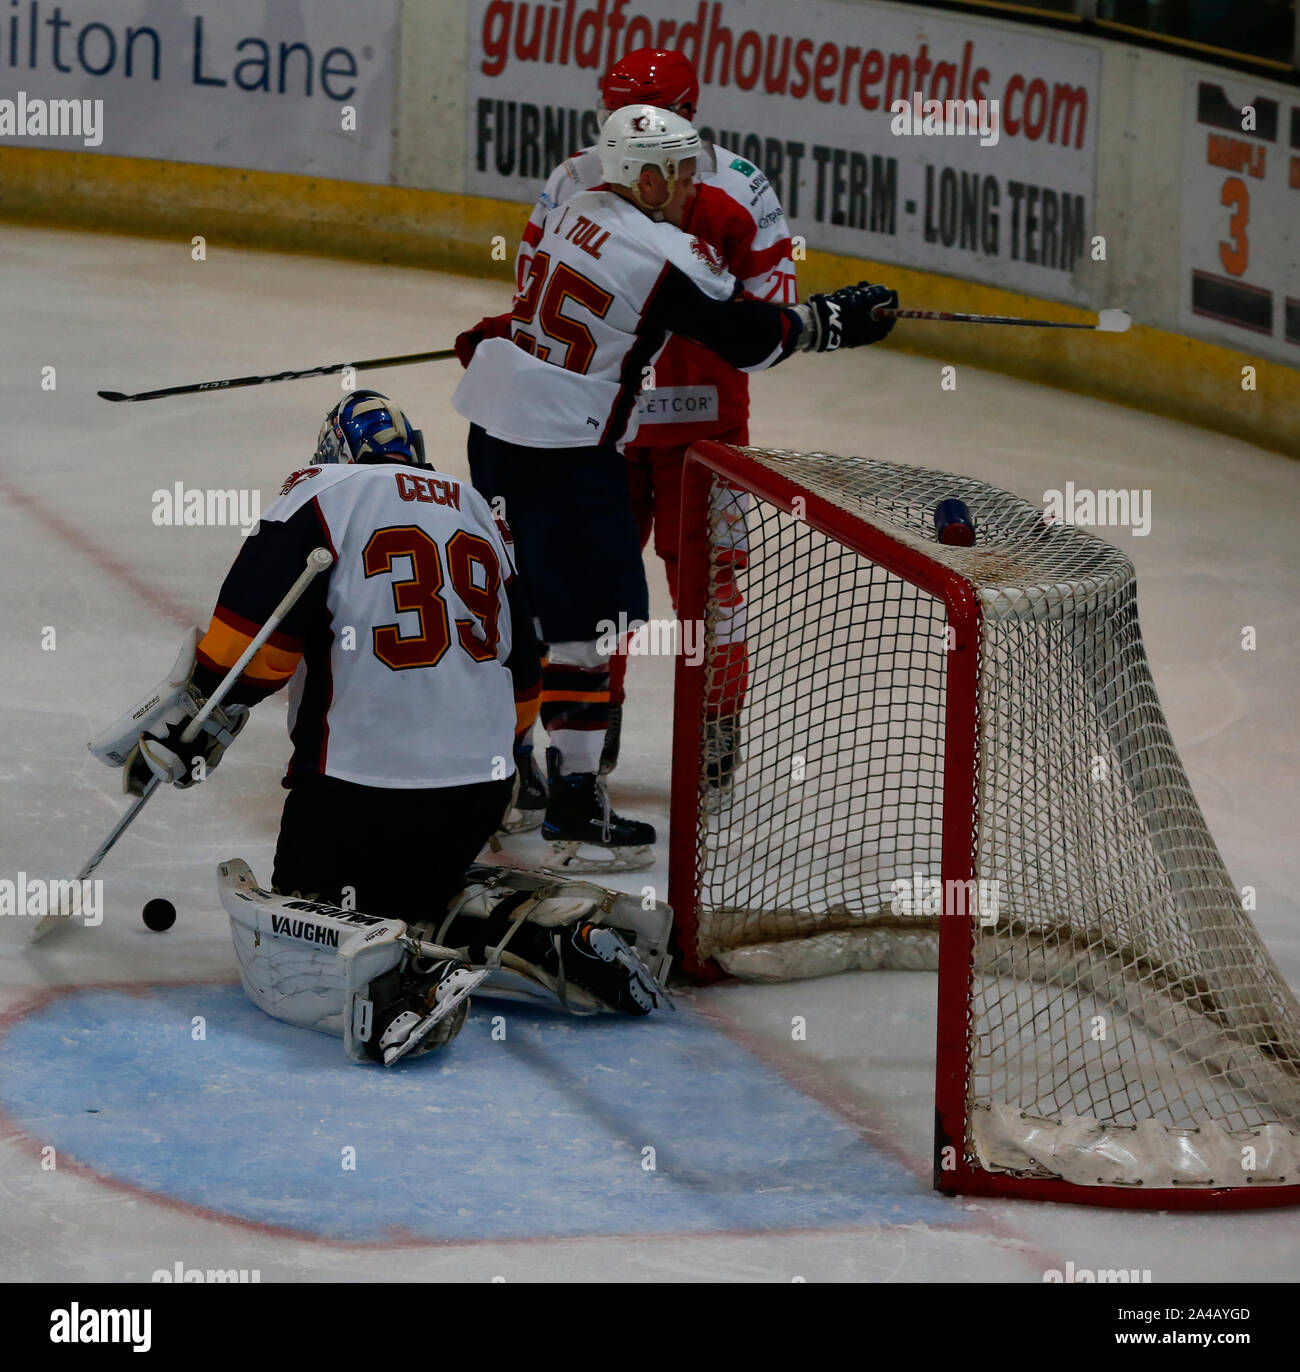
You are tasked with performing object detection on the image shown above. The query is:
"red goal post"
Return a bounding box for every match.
[670,440,1300,1209]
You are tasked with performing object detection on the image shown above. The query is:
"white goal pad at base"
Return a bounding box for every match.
[669,443,1300,1209]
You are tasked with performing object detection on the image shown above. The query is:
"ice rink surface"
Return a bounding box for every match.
[0,224,1296,1282]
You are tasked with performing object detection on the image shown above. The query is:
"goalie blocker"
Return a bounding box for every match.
[218,859,673,1065]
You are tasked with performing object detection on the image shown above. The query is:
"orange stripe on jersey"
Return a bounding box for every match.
[211,605,304,655]
[541,689,608,704]
[197,616,303,688]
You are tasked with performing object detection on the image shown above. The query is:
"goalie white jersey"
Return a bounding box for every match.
[194,460,522,790]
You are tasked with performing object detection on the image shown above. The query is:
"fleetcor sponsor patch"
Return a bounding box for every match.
[635,385,719,420]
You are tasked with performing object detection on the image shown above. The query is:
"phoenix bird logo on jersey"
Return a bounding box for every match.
[280,466,322,496]
[689,238,726,274]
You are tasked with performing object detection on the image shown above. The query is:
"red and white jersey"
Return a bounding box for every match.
[196,462,521,789]
[515,145,797,443]
[453,188,743,449]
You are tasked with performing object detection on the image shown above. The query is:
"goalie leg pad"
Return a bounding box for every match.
[218,859,473,1064]
[440,864,674,1014]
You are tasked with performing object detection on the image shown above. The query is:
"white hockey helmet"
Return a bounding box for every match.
[598,104,701,195]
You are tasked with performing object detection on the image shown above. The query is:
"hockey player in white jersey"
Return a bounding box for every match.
[89,391,668,1065]
[475,48,798,802]
[454,104,897,872]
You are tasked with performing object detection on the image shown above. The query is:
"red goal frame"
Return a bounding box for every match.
[669,440,1300,1210]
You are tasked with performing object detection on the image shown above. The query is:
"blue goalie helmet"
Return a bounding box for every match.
[316,390,426,466]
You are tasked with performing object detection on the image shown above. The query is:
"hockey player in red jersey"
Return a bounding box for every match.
[515,50,798,786]
[454,104,897,873]
[89,391,667,1065]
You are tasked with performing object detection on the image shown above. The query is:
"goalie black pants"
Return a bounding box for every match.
[272,772,514,923]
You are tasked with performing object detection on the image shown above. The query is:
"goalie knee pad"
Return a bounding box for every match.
[442,865,674,1015]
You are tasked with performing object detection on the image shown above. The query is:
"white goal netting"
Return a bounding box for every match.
[684,446,1300,1195]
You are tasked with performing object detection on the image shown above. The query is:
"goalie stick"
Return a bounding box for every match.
[98,348,457,404]
[30,547,336,944]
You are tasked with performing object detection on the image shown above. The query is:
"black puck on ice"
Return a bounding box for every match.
[142,898,176,932]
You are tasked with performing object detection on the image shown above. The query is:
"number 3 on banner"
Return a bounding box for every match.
[1218,176,1249,277]
[363,526,501,671]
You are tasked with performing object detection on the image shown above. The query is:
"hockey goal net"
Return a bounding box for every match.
[670,441,1300,1208]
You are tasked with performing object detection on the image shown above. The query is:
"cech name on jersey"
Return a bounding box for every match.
[395,471,462,508]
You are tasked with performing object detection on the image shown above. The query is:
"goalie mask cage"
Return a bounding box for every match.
[669,442,1300,1209]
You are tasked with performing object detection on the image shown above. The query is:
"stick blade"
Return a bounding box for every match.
[97,390,130,403]
[1096,309,1132,333]
[28,883,84,943]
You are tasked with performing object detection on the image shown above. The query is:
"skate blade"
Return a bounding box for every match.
[383,967,489,1065]
[499,807,545,835]
[542,841,654,875]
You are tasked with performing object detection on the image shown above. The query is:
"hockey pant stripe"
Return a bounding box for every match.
[541,656,609,774]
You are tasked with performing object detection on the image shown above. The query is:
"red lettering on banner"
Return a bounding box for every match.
[859,49,883,109]
[735,29,761,90]
[1023,77,1048,139]
[475,3,1090,147]
[790,38,814,100]
[813,42,837,103]
[839,46,861,105]
[1004,73,1025,136]
[932,59,956,102]
[704,2,731,84]
[885,52,910,109]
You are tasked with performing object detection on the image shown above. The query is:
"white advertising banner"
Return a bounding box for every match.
[0,0,397,183]
[466,0,1101,299]
[1179,71,1300,365]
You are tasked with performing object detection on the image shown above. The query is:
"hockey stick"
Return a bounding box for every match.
[873,306,1131,332]
[97,349,458,404]
[29,547,336,943]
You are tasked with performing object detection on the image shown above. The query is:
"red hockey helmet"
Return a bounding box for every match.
[599,48,700,120]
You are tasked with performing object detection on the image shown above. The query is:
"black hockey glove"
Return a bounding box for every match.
[799,282,899,351]
[124,699,249,795]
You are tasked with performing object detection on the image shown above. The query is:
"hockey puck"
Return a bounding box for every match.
[142,898,176,932]
[934,498,976,546]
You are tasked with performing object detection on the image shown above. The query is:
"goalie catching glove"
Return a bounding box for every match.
[797,281,898,352]
[89,627,249,794]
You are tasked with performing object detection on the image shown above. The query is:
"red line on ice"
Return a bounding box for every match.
[0,475,193,627]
